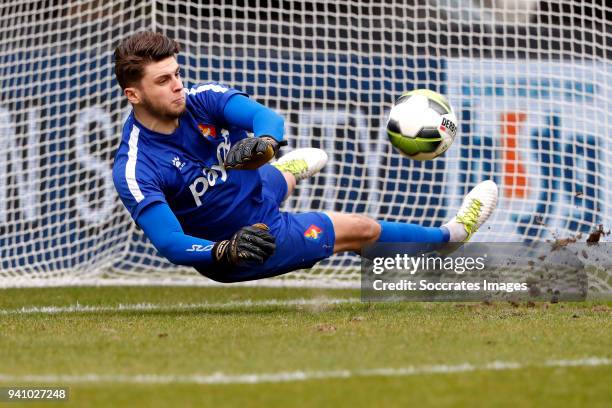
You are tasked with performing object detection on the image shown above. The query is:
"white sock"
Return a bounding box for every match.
[442,219,468,242]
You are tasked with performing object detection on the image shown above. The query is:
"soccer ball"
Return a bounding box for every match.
[386,89,458,161]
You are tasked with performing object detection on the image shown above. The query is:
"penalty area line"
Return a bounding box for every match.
[0,358,609,385]
[0,297,361,316]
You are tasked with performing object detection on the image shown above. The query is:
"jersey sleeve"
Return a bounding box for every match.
[113,153,167,221]
[223,95,285,142]
[186,82,247,123]
[137,201,215,266]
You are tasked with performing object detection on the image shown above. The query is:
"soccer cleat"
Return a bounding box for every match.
[271,148,328,182]
[444,180,498,242]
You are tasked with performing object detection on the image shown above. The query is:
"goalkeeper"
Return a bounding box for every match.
[112,32,498,283]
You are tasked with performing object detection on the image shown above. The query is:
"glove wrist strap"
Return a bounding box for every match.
[212,240,231,264]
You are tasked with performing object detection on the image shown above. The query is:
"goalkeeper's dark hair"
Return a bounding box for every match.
[114,31,180,90]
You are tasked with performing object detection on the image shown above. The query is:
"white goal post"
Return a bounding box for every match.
[0,0,610,290]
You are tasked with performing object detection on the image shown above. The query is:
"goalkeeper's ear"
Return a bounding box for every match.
[124,87,142,105]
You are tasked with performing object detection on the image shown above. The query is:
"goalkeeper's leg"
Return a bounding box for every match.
[329,180,498,252]
[199,180,497,282]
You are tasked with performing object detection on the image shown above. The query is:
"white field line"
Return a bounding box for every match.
[0,358,609,385]
[0,297,360,316]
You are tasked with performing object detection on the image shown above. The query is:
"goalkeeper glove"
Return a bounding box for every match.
[212,223,276,267]
[224,136,287,170]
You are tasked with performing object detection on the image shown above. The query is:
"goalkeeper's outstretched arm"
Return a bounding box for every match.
[137,202,276,269]
[222,95,287,170]
[223,94,285,142]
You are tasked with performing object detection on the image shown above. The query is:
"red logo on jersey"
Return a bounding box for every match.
[198,124,217,139]
[304,224,322,240]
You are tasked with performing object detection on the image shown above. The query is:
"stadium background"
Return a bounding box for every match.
[0,0,610,286]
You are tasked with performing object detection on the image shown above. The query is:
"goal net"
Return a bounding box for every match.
[0,0,610,290]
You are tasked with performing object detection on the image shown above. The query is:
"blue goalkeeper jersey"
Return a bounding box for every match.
[113,82,280,242]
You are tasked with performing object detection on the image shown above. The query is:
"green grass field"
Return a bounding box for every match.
[0,286,610,407]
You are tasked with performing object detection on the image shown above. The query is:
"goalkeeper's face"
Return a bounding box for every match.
[130,57,186,120]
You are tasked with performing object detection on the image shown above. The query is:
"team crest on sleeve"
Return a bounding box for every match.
[198,124,217,139]
[304,224,323,240]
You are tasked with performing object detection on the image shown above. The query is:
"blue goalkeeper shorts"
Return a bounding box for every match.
[196,164,336,282]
